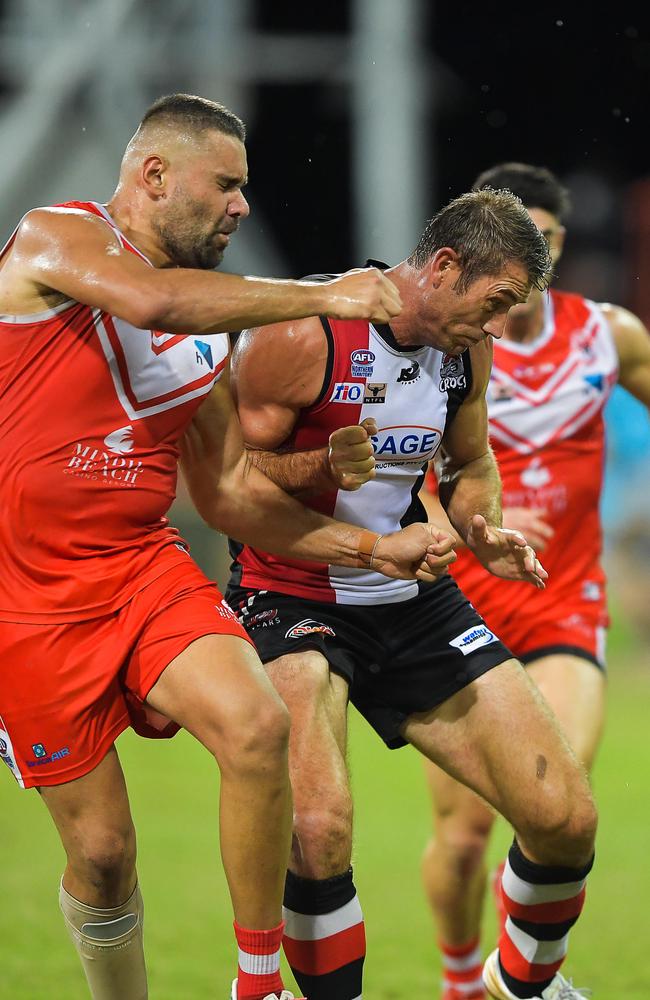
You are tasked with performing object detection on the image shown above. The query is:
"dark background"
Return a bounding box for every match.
[247,4,649,308]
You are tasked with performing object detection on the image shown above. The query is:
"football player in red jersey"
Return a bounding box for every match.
[226,189,598,1000]
[0,93,456,1000]
[421,164,650,999]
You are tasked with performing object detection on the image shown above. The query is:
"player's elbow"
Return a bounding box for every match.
[193,469,246,536]
[123,288,175,331]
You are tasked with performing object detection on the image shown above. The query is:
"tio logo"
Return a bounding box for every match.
[330,382,364,404]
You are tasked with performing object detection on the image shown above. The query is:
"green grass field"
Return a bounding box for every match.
[2,613,649,999]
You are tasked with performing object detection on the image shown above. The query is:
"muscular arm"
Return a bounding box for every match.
[231,317,336,494]
[181,366,362,562]
[604,303,650,410]
[436,341,502,541]
[0,209,401,332]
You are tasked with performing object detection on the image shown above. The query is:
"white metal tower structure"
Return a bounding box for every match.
[0,0,431,272]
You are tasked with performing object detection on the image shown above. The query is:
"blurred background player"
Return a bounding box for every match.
[227,189,599,1000]
[420,163,650,1000]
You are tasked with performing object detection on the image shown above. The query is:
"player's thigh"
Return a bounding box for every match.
[526,653,606,770]
[403,658,591,833]
[266,649,350,805]
[424,758,496,843]
[146,634,289,762]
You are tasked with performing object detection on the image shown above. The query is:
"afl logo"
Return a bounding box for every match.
[350,350,375,366]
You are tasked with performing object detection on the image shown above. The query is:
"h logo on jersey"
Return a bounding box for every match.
[194,340,214,368]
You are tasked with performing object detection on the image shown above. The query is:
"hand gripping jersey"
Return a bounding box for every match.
[0,202,229,623]
[446,289,617,645]
[231,317,471,604]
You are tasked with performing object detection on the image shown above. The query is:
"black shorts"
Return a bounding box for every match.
[226,575,513,749]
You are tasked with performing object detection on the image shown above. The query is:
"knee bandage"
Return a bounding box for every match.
[59,879,147,1000]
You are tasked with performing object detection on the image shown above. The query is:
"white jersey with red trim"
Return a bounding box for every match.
[232,316,471,604]
[0,201,228,622]
[450,288,618,622]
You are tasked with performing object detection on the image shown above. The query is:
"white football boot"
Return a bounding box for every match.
[483,949,592,998]
[230,980,305,1000]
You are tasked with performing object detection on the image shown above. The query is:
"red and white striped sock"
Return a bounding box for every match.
[233,920,284,1000]
[283,868,365,999]
[497,840,593,997]
[440,937,486,998]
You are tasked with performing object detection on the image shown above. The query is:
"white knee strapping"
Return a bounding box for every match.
[59,879,148,1000]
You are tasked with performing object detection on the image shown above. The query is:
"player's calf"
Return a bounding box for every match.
[283,867,366,1000]
[60,879,147,1000]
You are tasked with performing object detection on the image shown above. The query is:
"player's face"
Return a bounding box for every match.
[153,131,250,269]
[433,260,532,355]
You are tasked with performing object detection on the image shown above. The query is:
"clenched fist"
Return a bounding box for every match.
[321,267,402,323]
[329,418,377,490]
[372,523,457,582]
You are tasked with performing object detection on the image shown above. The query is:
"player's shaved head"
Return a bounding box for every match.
[121,93,246,168]
[138,92,245,142]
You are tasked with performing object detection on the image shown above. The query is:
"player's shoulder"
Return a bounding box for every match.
[234,314,327,363]
[232,314,329,407]
[13,203,116,249]
[597,302,648,364]
[597,301,644,332]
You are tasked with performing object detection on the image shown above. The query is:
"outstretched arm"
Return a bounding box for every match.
[181,366,453,581]
[1,209,402,332]
[437,341,547,587]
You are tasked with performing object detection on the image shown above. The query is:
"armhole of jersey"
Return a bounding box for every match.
[400,463,428,527]
[445,348,474,427]
[312,316,336,408]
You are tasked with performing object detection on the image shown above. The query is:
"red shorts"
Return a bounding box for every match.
[495,608,607,670]
[0,559,254,789]
[453,581,608,671]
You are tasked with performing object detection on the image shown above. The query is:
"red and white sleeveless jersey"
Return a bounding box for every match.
[232,317,471,604]
[450,288,618,615]
[0,202,229,623]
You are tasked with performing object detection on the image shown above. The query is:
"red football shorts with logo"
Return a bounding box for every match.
[451,560,608,670]
[0,558,254,789]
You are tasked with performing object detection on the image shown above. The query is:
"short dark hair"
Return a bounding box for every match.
[473,162,571,222]
[139,93,246,142]
[408,188,552,292]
